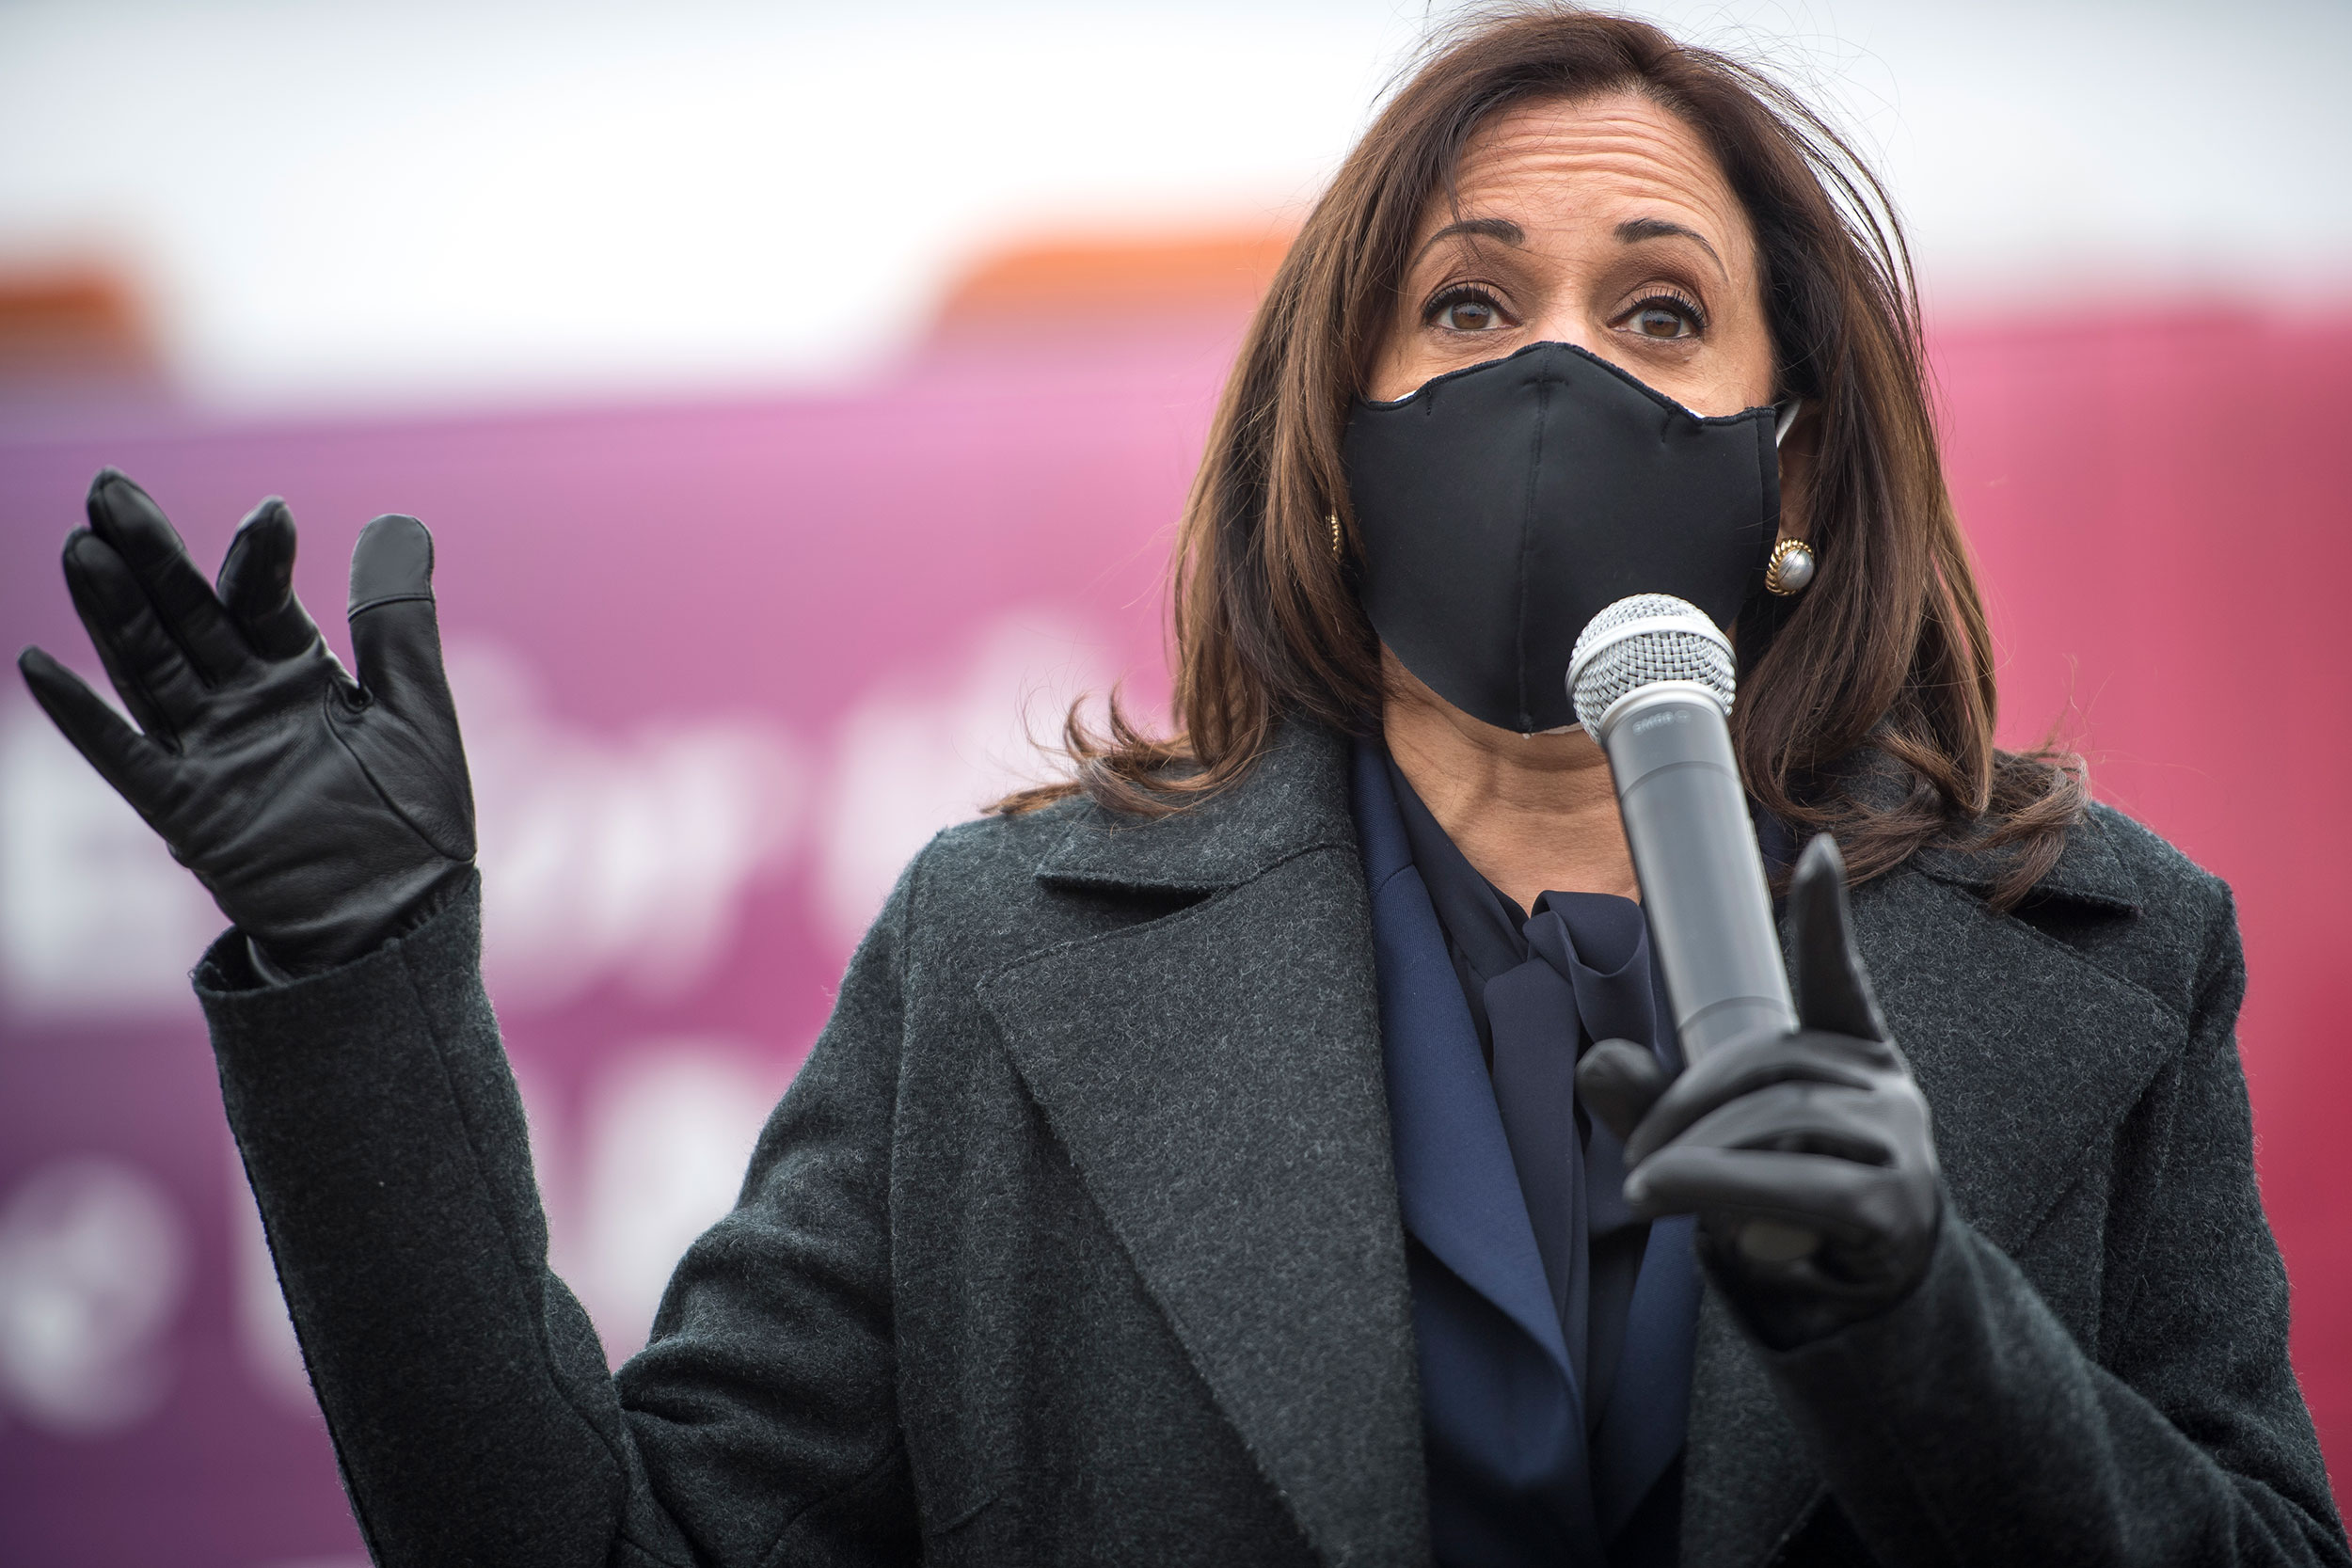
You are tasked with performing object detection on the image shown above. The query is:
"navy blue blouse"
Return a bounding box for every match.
[1351,738,1699,1568]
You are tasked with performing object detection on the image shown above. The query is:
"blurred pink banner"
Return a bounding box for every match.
[0,311,2344,1563]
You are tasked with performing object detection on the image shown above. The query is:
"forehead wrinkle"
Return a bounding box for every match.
[1460,129,1732,213]
[1448,104,1755,277]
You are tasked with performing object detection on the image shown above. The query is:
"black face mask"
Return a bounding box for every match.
[1343,340,1782,734]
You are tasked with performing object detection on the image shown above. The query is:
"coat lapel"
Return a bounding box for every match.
[1350,739,1575,1382]
[977,724,1428,1568]
[1680,815,2180,1567]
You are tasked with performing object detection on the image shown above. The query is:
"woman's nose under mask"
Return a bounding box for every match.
[1342,340,1785,735]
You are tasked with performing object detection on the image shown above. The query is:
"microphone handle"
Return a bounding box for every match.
[1599,685,1819,1265]
[1597,685,1794,1059]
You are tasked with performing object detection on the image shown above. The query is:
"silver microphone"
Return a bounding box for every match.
[1568,594,1793,1061]
[1572,594,1819,1262]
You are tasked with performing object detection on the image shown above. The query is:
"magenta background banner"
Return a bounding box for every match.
[1,315,2345,1563]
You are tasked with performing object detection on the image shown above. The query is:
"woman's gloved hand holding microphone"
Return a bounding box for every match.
[1580,835,1946,1350]
[18,469,475,982]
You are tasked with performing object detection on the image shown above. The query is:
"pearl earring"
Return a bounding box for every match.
[1766,537,1816,595]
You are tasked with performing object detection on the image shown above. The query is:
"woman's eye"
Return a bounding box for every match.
[1430,292,1507,332]
[1625,297,1702,340]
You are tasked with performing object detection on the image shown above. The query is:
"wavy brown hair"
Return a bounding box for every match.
[995,5,2082,909]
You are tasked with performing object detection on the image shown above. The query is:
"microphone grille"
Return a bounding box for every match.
[1568,593,1737,740]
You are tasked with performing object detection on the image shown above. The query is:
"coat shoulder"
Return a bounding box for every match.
[2073,800,2243,1016]
[2075,799,2230,917]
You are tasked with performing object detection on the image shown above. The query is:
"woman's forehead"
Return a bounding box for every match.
[1428,93,1756,266]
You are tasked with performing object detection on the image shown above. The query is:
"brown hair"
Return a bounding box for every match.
[996,5,2082,909]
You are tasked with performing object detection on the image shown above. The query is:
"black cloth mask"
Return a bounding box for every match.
[1343,340,1782,735]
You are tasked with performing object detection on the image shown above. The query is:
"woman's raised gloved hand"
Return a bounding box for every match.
[17,468,475,979]
[1579,833,1943,1349]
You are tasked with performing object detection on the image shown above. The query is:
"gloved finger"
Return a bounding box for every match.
[1623,1144,1896,1249]
[60,530,208,746]
[1660,1079,1898,1168]
[346,515,446,703]
[83,468,253,683]
[1791,833,1890,1042]
[340,515,474,863]
[18,645,179,817]
[215,497,325,663]
[1623,1025,1883,1166]
[1577,1038,1672,1145]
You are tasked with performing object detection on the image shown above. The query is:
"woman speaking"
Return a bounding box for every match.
[18,8,2345,1566]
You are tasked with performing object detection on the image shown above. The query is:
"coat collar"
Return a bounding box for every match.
[1838,750,2142,914]
[1029,721,1361,896]
[1910,818,2140,911]
[982,720,1428,1568]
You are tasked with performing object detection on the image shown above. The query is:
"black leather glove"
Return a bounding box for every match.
[1578,832,1943,1349]
[18,468,474,978]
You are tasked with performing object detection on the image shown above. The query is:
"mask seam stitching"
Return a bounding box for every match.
[1516,372,1550,733]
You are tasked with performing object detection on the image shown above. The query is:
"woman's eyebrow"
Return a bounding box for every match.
[1411,216,1525,267]
[1615,216,1725,278]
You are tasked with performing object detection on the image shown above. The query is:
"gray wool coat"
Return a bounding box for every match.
[196,721,2346,1568]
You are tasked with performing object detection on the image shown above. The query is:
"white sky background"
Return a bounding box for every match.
[1,0,2346,413]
